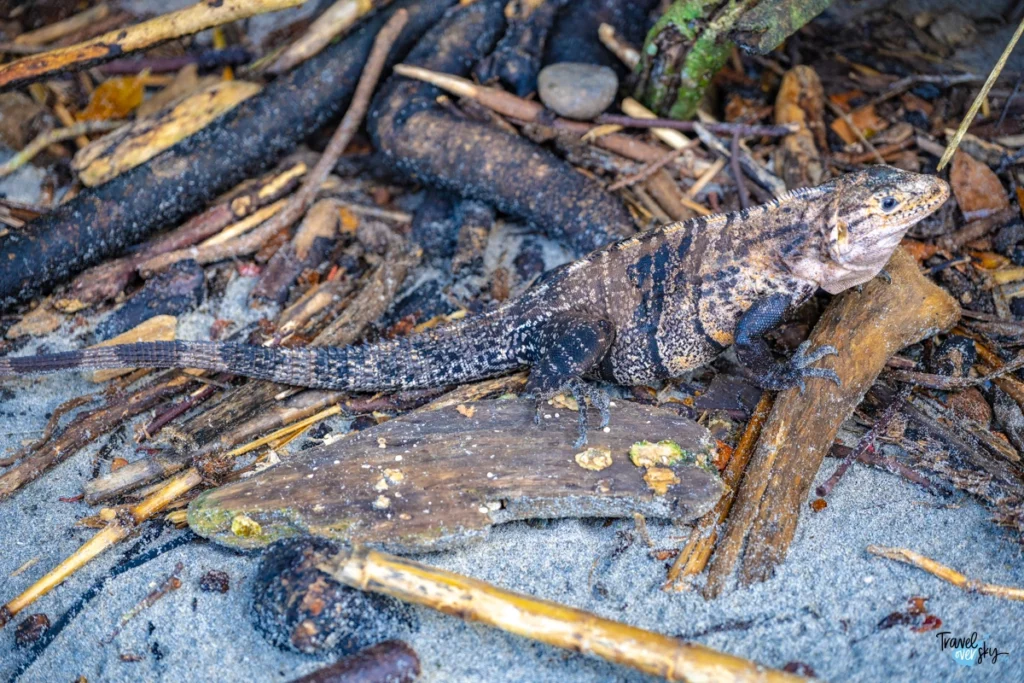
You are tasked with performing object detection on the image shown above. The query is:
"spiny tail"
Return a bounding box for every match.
[0,320,522,391]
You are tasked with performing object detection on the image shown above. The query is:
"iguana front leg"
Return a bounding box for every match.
[735,293,840,392]
[524,316,615,447]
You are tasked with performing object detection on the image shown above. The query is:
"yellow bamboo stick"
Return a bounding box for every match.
[321,546,809,683]
[1,468,202,627]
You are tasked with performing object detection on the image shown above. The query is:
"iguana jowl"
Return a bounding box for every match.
[1,167,949,445]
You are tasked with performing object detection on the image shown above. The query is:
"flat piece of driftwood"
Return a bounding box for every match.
[188,399,723,553]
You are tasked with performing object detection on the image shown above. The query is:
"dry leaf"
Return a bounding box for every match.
[900,239,941,262]
[774,65,825,189]
[900,92,933,116]
[78,75,145,121]
[456,404,476,418]
[950,150,1009,220]
[339,206,360,233]
[829,104,888,144]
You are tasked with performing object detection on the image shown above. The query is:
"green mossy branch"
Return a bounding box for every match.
[634,0,833,120]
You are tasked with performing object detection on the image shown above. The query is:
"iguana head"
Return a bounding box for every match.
[787,166,950,293]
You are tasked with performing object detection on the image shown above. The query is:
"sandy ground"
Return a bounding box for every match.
[2,310,1023,683]
[3,1,1024,681]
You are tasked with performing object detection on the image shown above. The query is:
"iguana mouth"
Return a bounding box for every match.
[909,179,951,222]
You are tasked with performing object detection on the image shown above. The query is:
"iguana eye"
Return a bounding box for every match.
[880,196,899,212]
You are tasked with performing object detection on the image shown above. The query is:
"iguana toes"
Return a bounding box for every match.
[1,167,949,446]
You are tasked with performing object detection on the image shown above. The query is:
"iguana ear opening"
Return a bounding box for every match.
[825,190,848,262]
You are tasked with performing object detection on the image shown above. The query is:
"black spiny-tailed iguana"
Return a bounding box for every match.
[0,167,950,445]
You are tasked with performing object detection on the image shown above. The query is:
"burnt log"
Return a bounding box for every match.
[0,0,454,311]
[543,0,658,79]
[369,0,634,256]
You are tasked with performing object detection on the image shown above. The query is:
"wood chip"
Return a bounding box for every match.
[89,315,177,382]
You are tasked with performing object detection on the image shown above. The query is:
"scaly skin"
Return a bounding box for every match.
[0,167,950,444]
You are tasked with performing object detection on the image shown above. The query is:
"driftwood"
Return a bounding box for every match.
[703,247,960,596]
[370,0,634,256]
[187,398,725,553]
[0,0,453,310]
[71,79,262,187]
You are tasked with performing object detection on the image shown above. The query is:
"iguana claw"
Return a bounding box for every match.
[528,379,611,447]
[758,341,841,392]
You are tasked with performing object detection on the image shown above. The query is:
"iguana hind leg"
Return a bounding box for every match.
[735,293,840,393]
[525,317,614,447]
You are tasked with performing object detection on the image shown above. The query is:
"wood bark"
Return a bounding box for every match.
[703,247,960,596]
[188,398,725,553]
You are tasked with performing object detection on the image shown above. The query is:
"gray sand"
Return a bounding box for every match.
[2,332,1023,682]
[3,1,1024,680]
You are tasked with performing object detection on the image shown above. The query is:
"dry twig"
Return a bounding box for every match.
[13,4,112,47]
[269,0,375,74]
[597,114,797,138]
[0,0,305,91]
[0,469,202,628]
[868,545,1024,601]
[664,393,773,591]
[151,9,409,267]
[938,15,1024,171]
[0,120,123,178]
